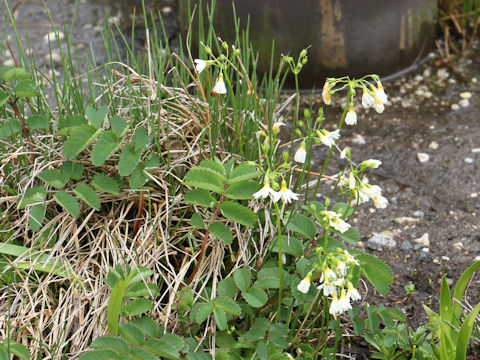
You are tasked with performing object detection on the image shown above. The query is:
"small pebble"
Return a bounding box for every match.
[412,210,424,218]
[428,141,439,149]
[417,153,430,163]
[414,233,430,247]
[459,99,470,107]
[394,216,420,225]
[460,91,472,99]
[421,247,430,253]
[367,233,397,251]
[437,68,449,79]
[472,148,480,153]
[464,157,474,163]
[414,244,424,251]
[43,31,64,42]
[471,193,478,198]
[352,134,366,145]
[451,103,460,110]
[446,278,454,286]
[424,91,433,98]
[400,240,413,251]
[453,242,463,250]
[433,258,440,264]
[441,256,450,261]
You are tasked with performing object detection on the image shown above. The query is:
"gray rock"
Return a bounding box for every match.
[367,233,397,251]
[400,240,413,251]
[412,210,424,218]
[414,244,424,251]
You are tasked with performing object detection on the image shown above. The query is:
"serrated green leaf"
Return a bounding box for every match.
[60,161,84,180]
[0,66,31,81]
[122,298,153,316]
[129,163,148,189]
[29,204,46,231]
[110,115,129,137]
[129,347,157,360]
[208,222,233,245]
[118,323,144,346]
[143,338,179,359]
[337,226,361,244]
[63,125,102,160]
[218,277,237,298]
[91,130,122,166]
[286,214,316,239]
[92,174,120,195]
[271,235,304,257]
[255,267,281,289]
[256,340,268,360]
[14,79,39,97]
[130,317,160,338]
[58,115,88,135]
[184,168,225,194]
[243,286,268,308]
[190,213,205,229]
[91,336,129,352]
[144,154,160,168]
[244,318,270,340]
[233,267,251,292]
[37,169,69,189]
[197,160,227,181]
[0,119,21,140]
[18,186,46,209]
[86,105,108,129]
[224,182,262,200]
[184,189,216,208]
[191,302,214,325]
[25,114,49,130]
[125,282,158,298]
[118,143,143,176]
[78,349,119,360]
[268,323,289,348]
[133,127,151,149]
[53,191,80,217]
[215,296,242,316]
[214,308,227,330]
[219,201,257,227]
[74,183,100,210]
[228,163,262,184]
[2,340,30,360]
[0,89,9,107]
[357,253,393,296]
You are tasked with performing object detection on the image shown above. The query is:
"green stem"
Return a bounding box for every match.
[289,288,323,347]
[289,74,300,158]
[275,202,284,322]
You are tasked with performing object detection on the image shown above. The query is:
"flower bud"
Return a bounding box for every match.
[282,151,289,162]
[300,49,308,58]
[303,109,310,119]
[324,197,331,208]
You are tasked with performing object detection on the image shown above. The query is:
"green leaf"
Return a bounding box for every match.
[455,302,480,360]
[269,323,289,348]
[208,222,233,245]
[29,204,46,231]
[0,119,21,139]
[37,169,69,189]
[245,318,270,340]
[337,226,361,244]
[60,161,84,180]
[453,260,480,320]
[92,174,120,195]
[74,183,100,210]
[129,163,148,189]
[18,186,46,209]
[214,296,242,316]
[2,340,30,360]
[14,79,39,97]
[78,349,119,360]
[118,323,145,346]
[122,298,153,316]
[125,282,159,298]
[440,275,453,326]
[184,189,216,208]
[197,160,227,182]
[25,114,49,130]
[256,340,268,360]
[184,168,225,194]
[218,277,237,298]
[243,286,268,308]
[286,214,316,239]
[91,336,129,352]
[63,125,102,160]
[130,317,160,338]
[233,267,251,292]
[228,163,262,184]
[91,131,122,166]
[110,115,129,137]
[133,127,151,149]
[356,253,393,296]
[53,191,80,217]
[0,66,31,81]
[118,143,143,176]
[190,213,205,229]
[224,181,262,200]
[214,308,227,330]
[58,115,88,135]
[144,154,160,168]
[271,235,304,257]
[219,201,257,227]
[191,301,214,325]
[255,267,281,289]
[143,338,179,359]
[86,105,108,129]
[0,89,9,107]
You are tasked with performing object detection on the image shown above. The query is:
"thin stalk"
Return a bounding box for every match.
[289,73,300,158]
[275,202,284,322]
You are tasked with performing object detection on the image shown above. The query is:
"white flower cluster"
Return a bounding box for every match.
[253,179,299,204]
[297,250,362,316]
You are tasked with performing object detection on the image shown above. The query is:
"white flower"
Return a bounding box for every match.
[362,184,382,199]
[212,73,227,95]
[374,97,385,114]
[348,173,356,190]
[346,282,361,301]
[297,272,312,294]
[272,121,285,135]
[336,261,347,277]
[340,147,350,159]
[354,188,370,204]
[273,180,299,203]
[373,195,389,209]
[321,211,351,233]
[345,105,357,126]
[344,250,360,265]
[362,86,374,108]
[322,82,331,105]
[337,289,352,313]
[338,174,348,188]
[253,179,278,200]
[360,159,382,168]
[329,291,341,315]
[294,141,307,164]
[317,268,337,296]
[194,59,207,74]
[375,80,388,104]
[286,353,295,359]
[317,129,340,147]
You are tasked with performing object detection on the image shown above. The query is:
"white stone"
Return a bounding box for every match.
[414,233,430,247]
[460,91,472,99]
[464,157,474,163]
[367,233,397,251]
[352,134,366,145]
[394,216,420,225]
[437,68,449,79]
[471,148,480,153]
[471,193,478,198]
[451,103,460,111]
[459,99,470,107]
[428,141,439,149]
[441,256,450,261]
[417,153,430,163]
[421,247,430,253]
[453,242,463,250]
[424,91,433,98]
[43,31,64,42]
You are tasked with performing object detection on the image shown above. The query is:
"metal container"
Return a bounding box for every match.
[179,0,438,88]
